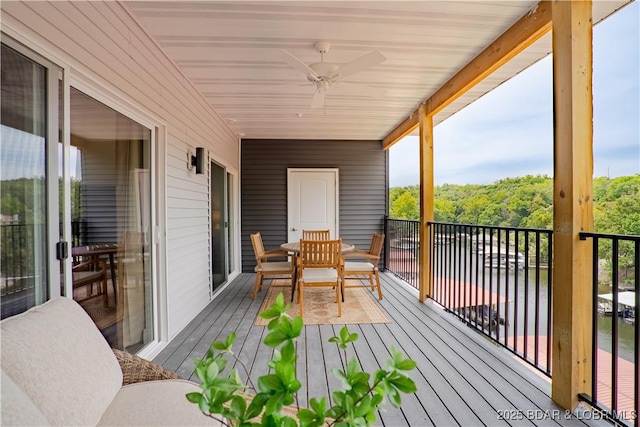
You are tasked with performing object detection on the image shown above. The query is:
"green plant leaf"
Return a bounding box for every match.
[225,331,237,348]
[297,409,316,423]
[291,316,303,336]
[346,357,362,378]
[281,341,296,363]
[264,393,285,416]
[264,330,289,348]
[246,392,269,419]
[280,416,298,427]
[390,376,417,393]
[340,326,350,341]
[260,306,283,320]
[332,368,350,389]
[206,360,220,379]
[186,392,203,404]
[387,387,402,407]
[309,397,326,414]
[212,340,227,351]
[275,292,285,307]
[258,374,285,393]
[230,395,247,418]
[395,359,417,371]
[373,369,388,383]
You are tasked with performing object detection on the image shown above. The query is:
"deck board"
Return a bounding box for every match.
[154,273,610,427]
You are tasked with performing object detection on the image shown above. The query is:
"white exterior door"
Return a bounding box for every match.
[287,168,339,242]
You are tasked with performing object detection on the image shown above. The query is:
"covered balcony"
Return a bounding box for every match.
[1,1,637,426]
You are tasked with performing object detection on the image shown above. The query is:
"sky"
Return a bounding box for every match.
[389,1,639,187]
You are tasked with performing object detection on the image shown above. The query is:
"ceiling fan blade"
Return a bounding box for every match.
[276,50,319,80]
[310,90,325,109]
[329,50,386,81]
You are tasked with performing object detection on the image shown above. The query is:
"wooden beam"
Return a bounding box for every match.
[382,112,419,151]
[418,106,434,302]
[383,0,552,150]
[551,0,594,411]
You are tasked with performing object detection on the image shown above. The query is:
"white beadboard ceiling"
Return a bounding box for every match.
[123,1,629,141]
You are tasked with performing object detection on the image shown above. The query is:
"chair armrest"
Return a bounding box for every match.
[264,249,289,257]
[112,348,182,385]
[342,249,373,260]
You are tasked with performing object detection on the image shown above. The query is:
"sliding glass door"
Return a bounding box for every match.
[2,36,157,354]
[1,41,60,319]
[70,88,154,353]
[211,161,227,290]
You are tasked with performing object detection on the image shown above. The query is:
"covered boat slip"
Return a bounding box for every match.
[154,273,608,426]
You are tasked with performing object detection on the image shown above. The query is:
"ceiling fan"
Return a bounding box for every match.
[277,41,386,109]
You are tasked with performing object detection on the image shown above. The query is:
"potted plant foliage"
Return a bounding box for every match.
[187,293,417,426]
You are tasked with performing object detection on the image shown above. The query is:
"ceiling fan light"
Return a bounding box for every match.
[309,62,339,76]
[317,81,329,93]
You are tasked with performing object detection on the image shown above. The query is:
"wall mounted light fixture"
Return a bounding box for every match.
[187,147,205,174]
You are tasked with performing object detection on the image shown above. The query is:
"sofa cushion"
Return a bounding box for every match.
[1,370,49,426]
[0,297,122,426]
[98,379,223,426]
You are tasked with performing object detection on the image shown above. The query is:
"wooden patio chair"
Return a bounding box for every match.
[297,239,342,317]
[250,232,294,300]
[301,229,330,240]
[341,232,385,300]
[72,256,108,307]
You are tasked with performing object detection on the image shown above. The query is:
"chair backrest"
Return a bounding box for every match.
[302,229,331,240]
[369,232,385,259]
[250,232,266,261]
[299,239,342,269]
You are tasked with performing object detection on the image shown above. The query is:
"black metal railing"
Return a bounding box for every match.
[384,217,420,289]
[0,222,85,298]
[579,231,639,427]
[428,222,553,376]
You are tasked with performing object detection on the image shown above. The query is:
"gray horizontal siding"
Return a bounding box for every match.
[241,139,387,272]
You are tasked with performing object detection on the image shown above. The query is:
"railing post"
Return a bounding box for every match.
[551,0,594,411]
[383,215,389,271]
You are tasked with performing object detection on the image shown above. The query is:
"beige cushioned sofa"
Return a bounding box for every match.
[1,297,221,426]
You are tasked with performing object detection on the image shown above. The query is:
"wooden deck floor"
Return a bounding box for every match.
[154,273,610,427]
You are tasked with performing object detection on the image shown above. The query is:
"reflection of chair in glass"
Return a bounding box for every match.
[250,232,294,300]
[341,232,385,300]
[297,239,342,317]
[72,257,108,307]
[301,229,330,240]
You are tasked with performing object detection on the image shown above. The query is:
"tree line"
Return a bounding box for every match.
[390,174,640,235]
[389,174,640,284]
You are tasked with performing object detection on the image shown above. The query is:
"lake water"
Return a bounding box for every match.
[497,268,635,363]
[433,258,636,364]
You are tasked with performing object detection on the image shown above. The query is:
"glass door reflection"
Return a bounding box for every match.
[70,88,153,353]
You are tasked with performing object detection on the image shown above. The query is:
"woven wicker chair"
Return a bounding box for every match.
[112,348,182,385]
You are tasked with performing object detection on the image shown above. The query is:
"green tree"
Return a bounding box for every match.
[390,192,419,220]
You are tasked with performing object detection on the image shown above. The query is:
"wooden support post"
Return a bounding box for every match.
[551,0,594,411]
[419,105,434,302]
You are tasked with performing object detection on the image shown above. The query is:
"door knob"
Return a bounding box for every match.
[291,227,298,231]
